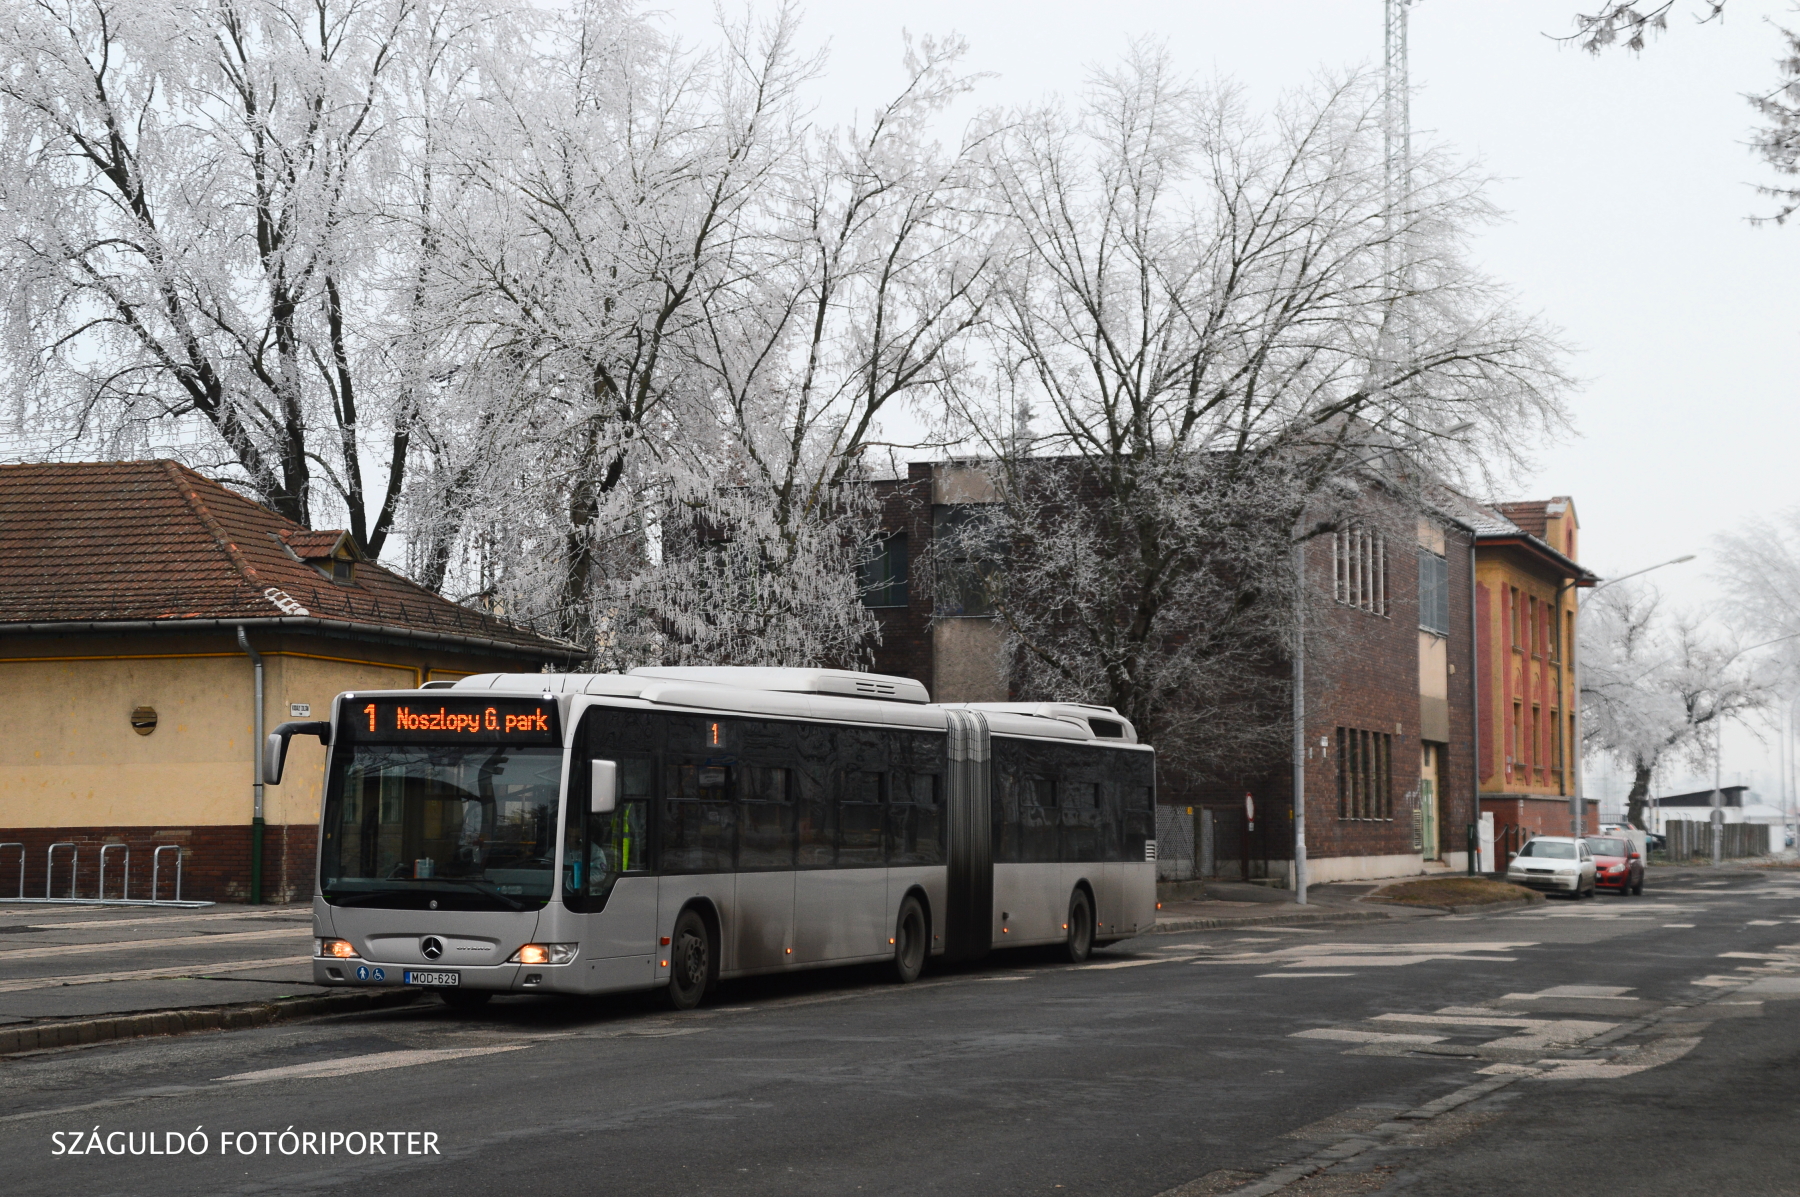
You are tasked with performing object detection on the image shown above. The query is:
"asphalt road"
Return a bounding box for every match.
[4,867,1798,1197]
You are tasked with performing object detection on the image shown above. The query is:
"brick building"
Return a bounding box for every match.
[860,460,1585,884]
[1463,497,1598,842]
[0,461,580,904]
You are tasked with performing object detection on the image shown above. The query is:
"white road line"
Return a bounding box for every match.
[0,927,306,962]
[1373,1013,1554,1029]
[1274,955,1517,968]
[1524,985,1633,997]
[1078,956,1190,970]
[218,1045,528,1084]
[0,955,312,993]
[1664,923,1695,928]
[1257,972,1356,978]
[1293,1028,1446,1045]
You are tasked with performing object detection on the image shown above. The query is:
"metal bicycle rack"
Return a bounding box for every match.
[0,841,212,908]
[46,842,77,899]
[98,843,129,901]
[151,845,186,904]
[0,843,22,899]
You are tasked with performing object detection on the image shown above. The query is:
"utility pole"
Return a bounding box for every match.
[1712,714,1724,867]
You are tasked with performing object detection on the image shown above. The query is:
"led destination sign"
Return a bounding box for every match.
[349,698,561,745]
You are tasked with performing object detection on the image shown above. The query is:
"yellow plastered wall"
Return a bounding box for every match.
[0,653,415,828]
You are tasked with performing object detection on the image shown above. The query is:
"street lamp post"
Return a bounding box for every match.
[1570,554,1697,842]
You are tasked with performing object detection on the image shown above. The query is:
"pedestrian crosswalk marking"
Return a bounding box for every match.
[1294,1028,1445,1045]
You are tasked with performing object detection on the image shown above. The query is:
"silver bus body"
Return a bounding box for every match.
[304,668,1156,997]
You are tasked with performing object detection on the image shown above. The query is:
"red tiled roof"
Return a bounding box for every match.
[0,460,579,660]
[1494,501,1549,538]
[280,528,354,560]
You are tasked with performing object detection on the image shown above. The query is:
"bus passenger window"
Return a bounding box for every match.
[890,773,943,866]
[739,766,796,870]
[838,770,886,866]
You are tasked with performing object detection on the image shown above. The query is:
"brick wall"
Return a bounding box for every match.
[867,468,935,688]
[1440,526,1478,859]
[1299,519,1424,864]
[0,824,317,904]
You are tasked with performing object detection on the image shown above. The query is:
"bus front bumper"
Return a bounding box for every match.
[312,958,529,991]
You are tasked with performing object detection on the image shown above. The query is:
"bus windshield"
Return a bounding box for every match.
[320,742,564,911]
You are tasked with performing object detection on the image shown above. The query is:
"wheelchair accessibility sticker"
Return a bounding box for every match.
[354,965,386,981]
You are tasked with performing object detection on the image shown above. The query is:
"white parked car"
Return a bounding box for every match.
[1506,836,1597,899]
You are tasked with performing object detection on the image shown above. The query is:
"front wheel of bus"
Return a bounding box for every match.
[1063,889,1094,963]
[666,909,712,1011]
[891,895,927,984]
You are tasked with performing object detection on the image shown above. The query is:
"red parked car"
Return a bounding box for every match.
[1584,835,1644,895]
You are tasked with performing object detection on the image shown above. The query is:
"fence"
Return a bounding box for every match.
[1661,820,1769,861]
[0,841,212,907]
[1156,806,1197,881]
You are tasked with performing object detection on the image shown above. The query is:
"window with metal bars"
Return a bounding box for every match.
[1332,527,1388,616]
[1335,726,1394,820]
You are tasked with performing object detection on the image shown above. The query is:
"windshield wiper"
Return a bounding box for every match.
[427,878,529,912]
[325,882,528,912]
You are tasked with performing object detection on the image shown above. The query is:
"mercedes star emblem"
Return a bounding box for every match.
[420,935,444,960]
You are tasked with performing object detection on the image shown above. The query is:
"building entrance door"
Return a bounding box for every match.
[1420,743,1441,860]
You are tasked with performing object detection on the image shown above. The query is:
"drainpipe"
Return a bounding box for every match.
[1291,535,1308,904]
[236,626,264,905]
[1469,537,1482,873]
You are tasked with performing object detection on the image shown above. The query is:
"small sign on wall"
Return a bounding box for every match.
[289,703,312,718]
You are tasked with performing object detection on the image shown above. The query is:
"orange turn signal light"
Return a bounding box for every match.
[517,944,550,965]
[660,936,671,946]
[319,938,358,959]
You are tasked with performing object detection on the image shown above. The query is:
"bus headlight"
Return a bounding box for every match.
[317,938,359,959]
[509,943,577,965]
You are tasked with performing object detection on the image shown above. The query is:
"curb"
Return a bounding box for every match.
[0,988,425,1058]
[1146,908,1392,935]
[1362,896,1540,915]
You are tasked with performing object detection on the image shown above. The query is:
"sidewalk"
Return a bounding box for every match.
[0,900,416,1055]
[1148,879,1417,934]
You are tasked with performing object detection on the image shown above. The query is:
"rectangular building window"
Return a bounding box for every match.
[1336,726,1393,820]
[1418,549,1449,635]
[1528,596,1538,656]
[1331,527,1388,616]
[858,532,908,608]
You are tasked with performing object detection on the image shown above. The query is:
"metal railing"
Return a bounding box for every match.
[0,842,211,907]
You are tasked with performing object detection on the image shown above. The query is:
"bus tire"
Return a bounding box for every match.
[891,895,927,984]
[666,908,712,1011]
[440,989,491,1009]
[1063,888,1094,963]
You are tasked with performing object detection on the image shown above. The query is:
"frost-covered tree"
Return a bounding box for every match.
[1563,2,1800,221]
[419,8,988,664]
[0,0,492,552]
[1581,582,1773,830]
[1716,506,1800,698]
[949,52,1570,778]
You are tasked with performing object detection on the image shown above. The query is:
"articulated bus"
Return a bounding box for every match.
[266,667,1157,1009]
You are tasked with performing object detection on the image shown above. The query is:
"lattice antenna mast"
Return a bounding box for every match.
[1381,0,1415,419]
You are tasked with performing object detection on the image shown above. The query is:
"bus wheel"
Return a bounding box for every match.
[666,909,712,1011]
[440,989,491,1010]
[891,895,927,984]
[1063,889,1094,964]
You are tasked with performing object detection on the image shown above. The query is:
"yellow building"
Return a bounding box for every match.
[1471,497,1598,843]
[0,461,579,903]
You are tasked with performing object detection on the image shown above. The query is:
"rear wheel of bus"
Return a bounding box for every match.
[891,895,927,984]
[1063,888,1094,963]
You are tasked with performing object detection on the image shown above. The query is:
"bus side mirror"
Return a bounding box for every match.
[265,720,332,785]
[591,760,618,814]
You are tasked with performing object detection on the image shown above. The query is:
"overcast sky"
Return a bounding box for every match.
[654,0,1800,800]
